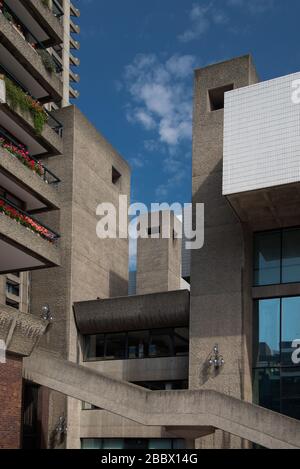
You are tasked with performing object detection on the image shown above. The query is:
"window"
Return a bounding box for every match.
[6,281,20,297]
[209,84,234,111]
[82,402,100,410]
[83,327,189,362]
[254,228,300,286]
[128,330,149,359]
[174,327,189,356]
[112,166,121,185]
[6,298,19,309]
[105,333,127,360]
[81,438,185,450]
[253,296,300,420]
[84,334,105,361]
[149,329,173,358]
[134,380,188,391]
[253,299,280,367]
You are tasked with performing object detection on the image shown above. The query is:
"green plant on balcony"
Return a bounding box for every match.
[38,49,56,74]
[41,0,51,9]
[3,9,13,22]
[4,77,48,135]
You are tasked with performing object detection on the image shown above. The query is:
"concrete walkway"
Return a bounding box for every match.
[23,351,300,449]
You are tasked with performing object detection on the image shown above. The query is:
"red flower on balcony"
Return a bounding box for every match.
[0,137,44,178]
[0,199,56,242]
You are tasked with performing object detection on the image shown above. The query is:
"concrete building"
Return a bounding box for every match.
[0,1,299,449]
[0,0,73,448]
[25,55,299,450]
[26,106,130,449]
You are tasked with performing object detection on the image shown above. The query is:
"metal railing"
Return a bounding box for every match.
[2,2,63,74]
[0,195,60,243]
[0,64,63,137]
[52,0,64,18]
[0,126,61,185]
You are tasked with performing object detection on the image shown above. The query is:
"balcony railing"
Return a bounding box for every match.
[1,2,63,74]
[0,126,60,185]
[52,0,64,19]
[0,64,63,137]
[0,195,60,243]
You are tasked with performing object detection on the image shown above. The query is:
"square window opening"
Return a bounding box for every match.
[209,84,234,111]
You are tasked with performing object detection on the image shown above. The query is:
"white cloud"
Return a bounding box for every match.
[178,2,228,43]
[178,0,274,43]
[124,53,195,149]
[227,0,274,13]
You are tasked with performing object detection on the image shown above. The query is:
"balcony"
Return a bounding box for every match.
[0,196,60,274]
[223,71,300,230]
[0,130,60,214]
[70,2,80,18]
[0,5,63,103]
[15,0,64,46]
[0,72,63,157]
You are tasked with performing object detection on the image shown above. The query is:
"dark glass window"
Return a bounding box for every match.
[149,329,173,358]
[254,228,300,286]
[84,334,105,361]
[253,299,280,366]
[254,297,300,421]
[253,368,280,414]
[105,333,127,360]
[254,231,281,286]
[281,297,300,366]
[281,368,300,420]
[174,328,189,356]
[81,438,185,450]
[134,380,188,390]
[83,327,189,362]
[282,229,300,283]
[6,281,20,296]
[128,330,149,359]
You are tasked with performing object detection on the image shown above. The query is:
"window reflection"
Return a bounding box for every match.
[254,231,281,286]
[254,228,300,286]
[254,299,280,366]
[149,329,173,358]
[282,230,300,283]
[254,297,300,421]
[128,330,149,359]
[282,297,300,365]
[84,327,189,361]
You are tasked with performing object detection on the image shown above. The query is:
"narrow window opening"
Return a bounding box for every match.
[209,84,234,111]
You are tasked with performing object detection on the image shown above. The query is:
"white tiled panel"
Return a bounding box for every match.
[223,71,300,195]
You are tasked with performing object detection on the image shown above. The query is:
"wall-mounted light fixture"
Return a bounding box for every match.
[208,344,224,369]
[41,304,53,322]
[55,416,67,436]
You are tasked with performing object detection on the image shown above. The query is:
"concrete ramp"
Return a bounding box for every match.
[23,351,300,449]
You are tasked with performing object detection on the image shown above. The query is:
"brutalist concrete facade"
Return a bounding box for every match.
[189,55,260,448]
[136,211,182,295]
[29,105,131,448]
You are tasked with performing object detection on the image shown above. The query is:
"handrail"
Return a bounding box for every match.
[2,2,63,74]
[0,126,61,185]
[0,195,60,242]
[0,64,63,137]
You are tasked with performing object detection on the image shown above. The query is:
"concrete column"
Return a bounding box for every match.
[189,56,259,448]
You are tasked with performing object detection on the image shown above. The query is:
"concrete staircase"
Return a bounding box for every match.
[23,351,300,449]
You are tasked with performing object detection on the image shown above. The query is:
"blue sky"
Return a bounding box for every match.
[76,0,300,208]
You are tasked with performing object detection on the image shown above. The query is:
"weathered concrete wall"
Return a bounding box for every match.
[136,212,182,295]
[189,55,259,449]
[30,105,130,449]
